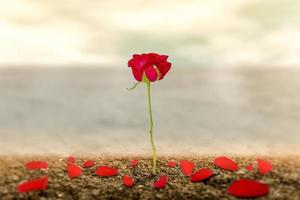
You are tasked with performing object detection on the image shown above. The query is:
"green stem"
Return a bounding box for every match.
[147,82,157,175]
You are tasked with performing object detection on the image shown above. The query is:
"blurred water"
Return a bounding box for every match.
[0,67,299,156]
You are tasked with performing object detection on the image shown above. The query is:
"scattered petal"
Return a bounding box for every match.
[190,168,214,182]
[245,165,254,171]
[214,156,239,171]
[257,159,272,174]
[96,166,118,177]
[67,163,83,178]
[82,160,94,168]
[25,161,48,170]
[67,156,76,163]
[180,160,195,176]
[167,161,177,167]
[227,179,269,198]
[130,159,138,167]
[153,175,168,189]
[17,176,48,193]
[122,175,134,187]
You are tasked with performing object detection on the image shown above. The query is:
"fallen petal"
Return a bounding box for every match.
[180,160,195,176]
[257,159,272,174]
[167,161,177,167]
[17,176,48,193]
[96,166,118,177]
[214,156,239,171]
[227,179,269,198]
[190,168,213,182]
[153,175,168,189]
[122,175,134,187]
[130,159,138,167]
[82,160,94,168]
[25,161,48,170]
[245,165,254,171]
[67,163,83,178]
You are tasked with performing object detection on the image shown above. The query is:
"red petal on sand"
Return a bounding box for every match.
[227,179,269,198]
[82,160,94,168]
[153,175,168,189]
[25,161,48,170]
[257,159,272,174]
[67,156,76,163]
[245,165,254,171]
[67,163,83,178]
[95,166,118,177]
[179,160,195,176]
[17,176,48,193]
[190,168,213,182]
[122,175,134,187]
[167,161,177,167]
[214,156,239,171]
[130,159,138,167]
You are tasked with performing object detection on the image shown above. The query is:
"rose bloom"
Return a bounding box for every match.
[128,53,172,82]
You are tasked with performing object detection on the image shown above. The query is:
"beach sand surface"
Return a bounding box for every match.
[0,155,299,200]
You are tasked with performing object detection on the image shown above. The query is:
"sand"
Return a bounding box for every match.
[0,155,299,200]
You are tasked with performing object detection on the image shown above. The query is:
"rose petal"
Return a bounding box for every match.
[257,159,272,174]
[129,55,148,71]
[122,175,134,187]
[67,156,76,163]
[145,66,159,82]
[95,166,118,177]
[128,55,148,82]
[82,160,94,168]
[17,176,48,193]
[130,159,138,167]
[245,165,254,171]
[153,175,168,189]
[25,161,48,170]
[156,61,172,80]
[180,160,195,176]
[190,168,214,182]
[227,179,269,198]
[67,163,83,178]
[214,156,239,171]
[130,65,143,82]
[167,161,177,167]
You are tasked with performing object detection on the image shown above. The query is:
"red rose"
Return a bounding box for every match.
[128,53,172,82]
[127,52,172,174]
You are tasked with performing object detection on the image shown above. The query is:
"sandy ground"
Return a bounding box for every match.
[0,155,299,200]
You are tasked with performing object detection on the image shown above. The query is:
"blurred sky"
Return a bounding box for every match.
[0,0,300,67]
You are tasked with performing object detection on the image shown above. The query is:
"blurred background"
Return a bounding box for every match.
[0,0,299,156]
